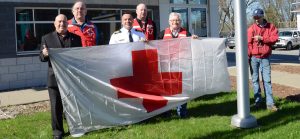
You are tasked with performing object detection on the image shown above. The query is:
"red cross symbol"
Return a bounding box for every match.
[110,49,182,112]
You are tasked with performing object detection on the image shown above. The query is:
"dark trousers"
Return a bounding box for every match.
[48,87,64,136]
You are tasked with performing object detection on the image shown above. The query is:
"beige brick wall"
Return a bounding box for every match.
[0,56,47,91]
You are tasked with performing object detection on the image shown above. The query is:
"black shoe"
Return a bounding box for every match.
[252,102,262,109]
[53,135,62,139]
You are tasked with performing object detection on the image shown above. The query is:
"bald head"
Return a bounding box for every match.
[136,3,147,20]
[54,14,68,35]
[72,0,87,23]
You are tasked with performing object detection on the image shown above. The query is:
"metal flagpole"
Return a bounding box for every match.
[231,0,257,128]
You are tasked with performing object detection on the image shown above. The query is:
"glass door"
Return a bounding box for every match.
[191,8,207,37]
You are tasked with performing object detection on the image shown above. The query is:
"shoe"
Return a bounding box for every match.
[267,105,278,112]
[53,135,62,139]
[253,102,262,108]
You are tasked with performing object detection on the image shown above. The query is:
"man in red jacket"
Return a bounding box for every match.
[67,0,98,47]
[247,8,278,111]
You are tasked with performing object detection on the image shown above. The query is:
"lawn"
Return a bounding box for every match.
[0,92,300,139]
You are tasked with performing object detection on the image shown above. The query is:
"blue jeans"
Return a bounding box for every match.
[177,103,187,118]
[250,56,274,106]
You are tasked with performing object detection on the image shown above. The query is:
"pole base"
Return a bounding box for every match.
[231,114,257,128]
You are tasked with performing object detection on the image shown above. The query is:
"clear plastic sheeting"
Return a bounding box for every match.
[49,37,230,137]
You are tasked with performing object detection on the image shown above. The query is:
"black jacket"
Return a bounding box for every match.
[40,31,82,87]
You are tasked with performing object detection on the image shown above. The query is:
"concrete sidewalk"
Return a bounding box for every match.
[228,65,300,89]
[0,88,48,107]
[0,63,299,107]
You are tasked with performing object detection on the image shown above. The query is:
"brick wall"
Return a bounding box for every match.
[0,56,47,91]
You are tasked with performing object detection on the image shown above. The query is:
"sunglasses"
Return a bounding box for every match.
[253,16,262,20]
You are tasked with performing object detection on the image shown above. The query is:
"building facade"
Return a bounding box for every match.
[0,0,219,91]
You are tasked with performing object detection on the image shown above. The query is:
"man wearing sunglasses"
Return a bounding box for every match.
[247,8,279,111]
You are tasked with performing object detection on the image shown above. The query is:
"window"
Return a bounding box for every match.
[191,8,207,37]
[170,0,207,4]
[170,0,187,4]
[15,7,153,55]
[16,8,59,54]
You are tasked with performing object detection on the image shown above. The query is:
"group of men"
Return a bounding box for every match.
[40,0,278,138]
[40,1,198,139]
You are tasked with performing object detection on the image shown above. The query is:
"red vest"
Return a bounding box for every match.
[163,27,187,39]
[132,18,155,40]
[67,19,97,47]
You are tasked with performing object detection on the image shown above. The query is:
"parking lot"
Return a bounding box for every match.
[226,47,300,67]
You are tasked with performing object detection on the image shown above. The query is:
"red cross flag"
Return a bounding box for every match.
[49,37,230,137]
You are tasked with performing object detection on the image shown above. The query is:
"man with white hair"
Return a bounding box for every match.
[132,3,156,40]
[158,12,198,39]
[158,12,198,118]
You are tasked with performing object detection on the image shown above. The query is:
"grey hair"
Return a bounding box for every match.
[136,3,147,10]
[169,12,182,21]
[72,0,86,11]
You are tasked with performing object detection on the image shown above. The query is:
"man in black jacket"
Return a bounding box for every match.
[40,14,82,139]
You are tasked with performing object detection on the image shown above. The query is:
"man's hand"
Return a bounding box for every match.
[191,35,199,39]
[140,38,149,43]
[252,35,263,41]
[42,45,49,57]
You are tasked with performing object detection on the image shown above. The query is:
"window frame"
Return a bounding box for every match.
[15,7,153,56]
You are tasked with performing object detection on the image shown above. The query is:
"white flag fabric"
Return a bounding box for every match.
[49,37,230,137]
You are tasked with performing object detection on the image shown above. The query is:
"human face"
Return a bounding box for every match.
[253,16,264,25]
[169,15,181,30]
[136,4,147,20]
[72,2,87,22]
[122,14,133,30]
[54,14,68,35]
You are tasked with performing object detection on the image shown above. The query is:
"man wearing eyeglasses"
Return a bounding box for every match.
[247,8,279,112]
[158,12,198,40]
[158,12,198,118]
[67,0,98,47]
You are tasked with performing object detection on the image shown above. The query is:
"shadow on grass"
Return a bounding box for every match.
[286,94,300,102]
[85,92,300,138]
[136,92,238,125]
[191,100,300,139]
[188,93,237,117]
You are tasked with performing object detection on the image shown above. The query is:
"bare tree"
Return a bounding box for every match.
[218,0,258,36]
[258,0,296,28]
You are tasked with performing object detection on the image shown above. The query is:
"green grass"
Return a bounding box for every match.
[1,92,300,139]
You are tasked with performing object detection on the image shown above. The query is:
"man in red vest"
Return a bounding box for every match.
[132,3,156,40]
[158,12,198,118]
[67,0,98,47]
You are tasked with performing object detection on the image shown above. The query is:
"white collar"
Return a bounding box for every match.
[121,27,134,33]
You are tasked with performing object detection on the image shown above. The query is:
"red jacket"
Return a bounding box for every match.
[67,18,98,47]
[132,18,155,40]
[247,20,278,58]
[163,27,187,39]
